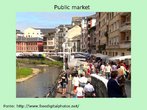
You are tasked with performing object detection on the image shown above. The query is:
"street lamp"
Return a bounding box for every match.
[62,26,69,71]
[67,46,71,63]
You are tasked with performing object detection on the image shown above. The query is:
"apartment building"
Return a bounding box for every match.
[80,14,96,53]
[95,12,131,56]
[43,29,58,52]
[87,15,96,53]
[56,25,72,52]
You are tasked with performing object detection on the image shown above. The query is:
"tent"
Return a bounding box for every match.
[92,53,110,59]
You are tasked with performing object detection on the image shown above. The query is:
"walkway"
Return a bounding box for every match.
[56,78,74,98]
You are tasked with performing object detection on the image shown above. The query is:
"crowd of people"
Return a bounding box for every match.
[58,55,131,98]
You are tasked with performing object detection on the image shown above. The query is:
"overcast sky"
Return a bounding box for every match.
[16,12,95,32]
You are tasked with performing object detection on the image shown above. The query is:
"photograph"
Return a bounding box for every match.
[16,12,131,98]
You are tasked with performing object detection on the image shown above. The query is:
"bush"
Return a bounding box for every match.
[16,58,63,68]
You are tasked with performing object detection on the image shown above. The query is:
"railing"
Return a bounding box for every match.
[119,41,131,48]
[120,22,131,32]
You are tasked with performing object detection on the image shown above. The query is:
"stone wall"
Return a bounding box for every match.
[91,74,108,97]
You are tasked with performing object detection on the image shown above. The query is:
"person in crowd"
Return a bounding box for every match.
[78,64,84,76]
[117,62,127,97]
[111,62,117,71]
[84,81,95,97]
[60,74,68,95]
[75,84,85,98]
[100,62,105,76]
[79,74,88,88]
[72,74,79,94]
[105,63,112,79]
[107,71,123,97]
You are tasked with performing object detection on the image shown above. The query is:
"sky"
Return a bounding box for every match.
[16,12,95,32]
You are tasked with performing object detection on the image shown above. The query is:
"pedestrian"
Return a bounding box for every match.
[60,75,68,95]
[100,62,105,76]
[84,81,95,98]
[79,74,88,88]
[72,74,79,94]
[105,63,112,79]
[75,84,85,98]
[107,71,123,98]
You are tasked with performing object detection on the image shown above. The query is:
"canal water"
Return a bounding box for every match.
[16,66,60,98]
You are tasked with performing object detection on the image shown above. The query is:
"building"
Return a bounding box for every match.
[43,29,58,52]
[55,25,72,52]
[72,17,82,26]
[24,27,51,38]
[80,14,96,53]
[87,15,96,53]
[66,25,81,52]
[80,17,87,52]
[95,12,131,56]
[16,37,43,52]
[16,30,24,38]
[96,12,108,54]
[70,35,80,52]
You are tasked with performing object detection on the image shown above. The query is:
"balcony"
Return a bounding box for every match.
[106,45,120,49]
[119,41,131,48]
[120,22,131,32]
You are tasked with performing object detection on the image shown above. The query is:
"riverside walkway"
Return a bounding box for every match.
[54,57,131,98]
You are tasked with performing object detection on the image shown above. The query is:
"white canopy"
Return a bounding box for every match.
[109,55,131,61]
[92,53,109,59]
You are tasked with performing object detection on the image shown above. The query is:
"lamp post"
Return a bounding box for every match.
[62,26,69,71]
[62,42,66,71]
[67,46,71,63]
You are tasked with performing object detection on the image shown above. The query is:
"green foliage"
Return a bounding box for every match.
[16,58,63,68]
[16,67,33,79]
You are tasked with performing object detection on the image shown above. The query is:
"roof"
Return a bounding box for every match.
[16,30,23,34]
[34,28,56,34]
[16,36,43,42]
[66,25,81,39]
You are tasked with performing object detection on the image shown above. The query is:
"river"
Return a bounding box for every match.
[16,65,60,98]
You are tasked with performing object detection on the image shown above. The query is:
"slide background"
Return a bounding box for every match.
[0,0,147,109]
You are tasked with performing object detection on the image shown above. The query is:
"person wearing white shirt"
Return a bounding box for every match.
[72,74,79,93]
[79,74,88,88]
[84,81,95,97]
[105,63,112,79]
[75,84,85,98]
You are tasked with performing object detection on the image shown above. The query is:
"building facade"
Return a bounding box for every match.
[24,27,51,38]
[56,25,71,52]
[80,14,96,53]
[43,29,59,52]
[87,15,96,53]
[16,37,43,52]
[66,25,81,52]
[16,30,24,38]
[95,12,131,56]
[72,17,82,26]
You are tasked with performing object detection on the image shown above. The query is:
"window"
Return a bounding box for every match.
[121,52,125,56]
